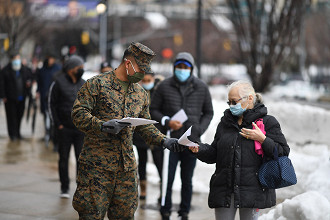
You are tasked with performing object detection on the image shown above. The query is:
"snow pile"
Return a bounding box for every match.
[278,143,330,201]
[259,191,330,220]
[266,101,330,146]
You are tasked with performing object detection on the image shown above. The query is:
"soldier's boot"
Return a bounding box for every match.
[140,180,147,200]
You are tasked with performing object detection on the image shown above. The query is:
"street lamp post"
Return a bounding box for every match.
[196,0,202,79]
[97,0,108,61]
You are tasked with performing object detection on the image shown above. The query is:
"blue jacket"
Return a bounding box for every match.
[37,63,61,113]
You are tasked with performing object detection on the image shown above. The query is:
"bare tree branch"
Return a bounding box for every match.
[0,1,46,59]
[227,0,310,92]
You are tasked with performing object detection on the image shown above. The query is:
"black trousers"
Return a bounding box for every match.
[161,150,197,215]
[136,144,164,181]
[57,127,84,192]
[4,99,25,140]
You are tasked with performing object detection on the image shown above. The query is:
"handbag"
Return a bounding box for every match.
[258,146,297,189]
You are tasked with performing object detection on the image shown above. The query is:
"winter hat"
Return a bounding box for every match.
[174,52,195,69]
[63,55,84,72]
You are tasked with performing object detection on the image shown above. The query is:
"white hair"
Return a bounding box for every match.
[228,80,263,104]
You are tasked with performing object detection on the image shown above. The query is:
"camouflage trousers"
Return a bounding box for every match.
[72,162,138,220]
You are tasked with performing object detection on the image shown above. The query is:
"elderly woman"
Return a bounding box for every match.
[189,80,290,220]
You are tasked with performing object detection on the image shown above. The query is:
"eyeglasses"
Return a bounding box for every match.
[227,96,247,106]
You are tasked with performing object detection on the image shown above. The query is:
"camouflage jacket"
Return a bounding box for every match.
[71,71,165,172]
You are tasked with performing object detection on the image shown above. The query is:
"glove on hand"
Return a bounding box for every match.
[102,119,131,134]
[162,138,185,152]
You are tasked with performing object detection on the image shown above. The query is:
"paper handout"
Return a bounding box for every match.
[119,117,158,127]
[171,109,188,124]
[178,126,199,147]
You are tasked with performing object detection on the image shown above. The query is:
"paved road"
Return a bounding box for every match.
[0,104,214,220]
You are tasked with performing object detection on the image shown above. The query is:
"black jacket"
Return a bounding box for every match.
[150,76,213,141]
[0,63,32,101]
[49,72,85,129]
[196,103,290,209]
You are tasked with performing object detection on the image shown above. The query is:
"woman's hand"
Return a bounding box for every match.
[188,145,199,153]
[240,122,266,144]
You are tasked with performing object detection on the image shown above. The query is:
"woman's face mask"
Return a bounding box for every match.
[12,59,21,71]
[229,102,249,116]
[174,68,191,82]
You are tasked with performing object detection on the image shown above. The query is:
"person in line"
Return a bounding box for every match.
[36,53,61,143]
[133,72,164,201]
[100,61,113,73]
[0,51,32,141]
[188,80,290,220]
[71,42,182,220]
[150,52,214,220]
[48,55,86,198]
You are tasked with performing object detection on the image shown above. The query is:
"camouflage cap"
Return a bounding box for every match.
[127,42,156,74]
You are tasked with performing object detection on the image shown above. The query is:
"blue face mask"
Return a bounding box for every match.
[142,82,154,91]
[174,68,191,82]
[11,59,21,71]
[230,103,248,116]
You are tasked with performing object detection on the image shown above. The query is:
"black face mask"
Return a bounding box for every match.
[76,68,84,79]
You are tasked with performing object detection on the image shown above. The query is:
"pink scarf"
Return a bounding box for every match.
[254,119,265,157]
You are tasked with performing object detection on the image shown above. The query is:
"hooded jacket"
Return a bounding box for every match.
[195,103,290,209]
[150,53,213,141]
[49,72,85,129]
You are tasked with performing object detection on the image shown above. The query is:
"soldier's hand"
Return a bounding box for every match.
[162,138,185,152]
[101,119,131,134]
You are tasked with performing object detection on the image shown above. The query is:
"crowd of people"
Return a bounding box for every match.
[0,42,290,220]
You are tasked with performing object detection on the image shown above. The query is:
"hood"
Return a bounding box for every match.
[174,52,195,69]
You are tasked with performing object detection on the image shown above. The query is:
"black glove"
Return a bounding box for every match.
[162,138,185,152]
[101,119,131,134]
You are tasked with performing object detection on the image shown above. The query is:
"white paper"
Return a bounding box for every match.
[171,109,188,123]
[119,117,158,127]
[178,126,199,147]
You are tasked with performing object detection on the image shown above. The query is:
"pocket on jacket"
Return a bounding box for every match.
[210,170,228,187]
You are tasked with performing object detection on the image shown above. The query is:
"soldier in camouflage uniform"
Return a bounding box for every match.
[71,42,184,220]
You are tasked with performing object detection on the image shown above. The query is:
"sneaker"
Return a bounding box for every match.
[60,191,70,199]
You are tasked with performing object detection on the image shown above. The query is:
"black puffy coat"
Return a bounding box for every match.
[0,64,32,101]
[49,72,85,129]
[150,76,213,141]
[196,103,290,209]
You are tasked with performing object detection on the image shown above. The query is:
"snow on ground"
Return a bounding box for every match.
[142,85,330,219]
[259,191,330,220]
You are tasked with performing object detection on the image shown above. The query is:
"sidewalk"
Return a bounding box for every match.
[0,105,214,220]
